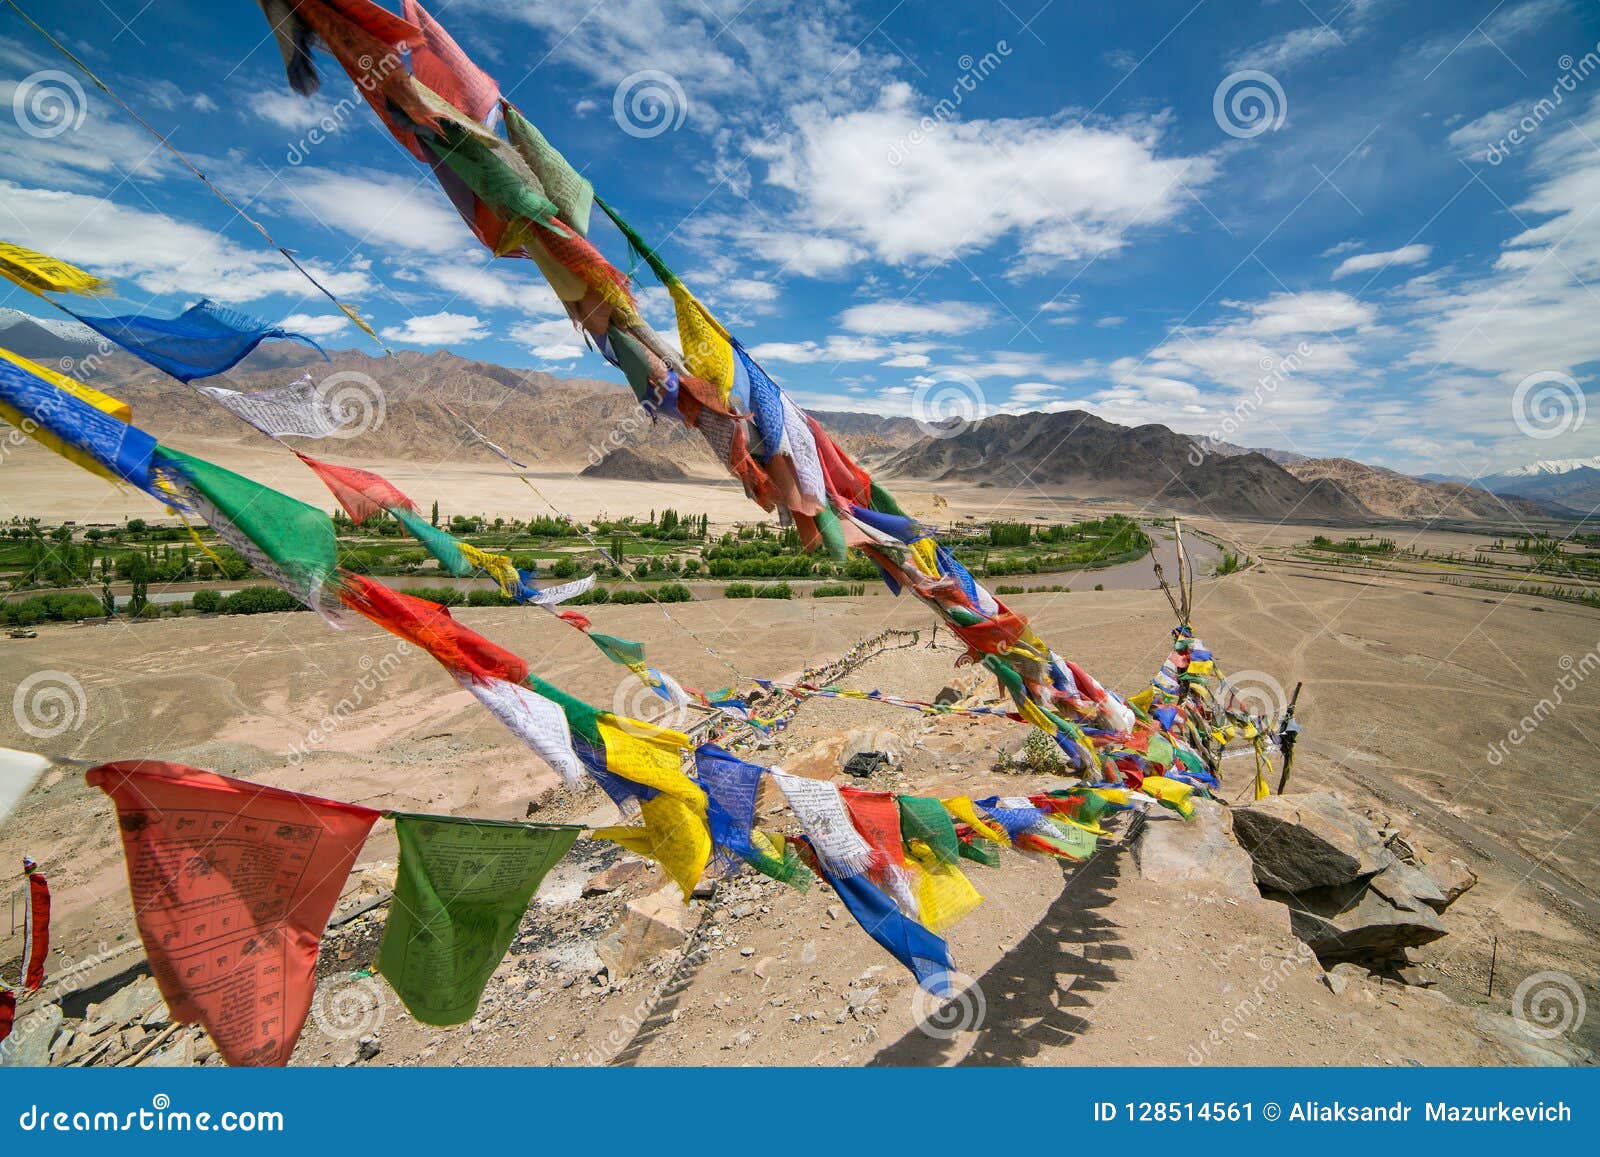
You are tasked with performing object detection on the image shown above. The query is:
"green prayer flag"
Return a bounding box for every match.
[589,631,646,667]
[153,446,337,599]
[957,837,1001,867]
[393,506,473,577]
[898,794,960,865]
[377,814,580,1026]
[1042,818,1100,859]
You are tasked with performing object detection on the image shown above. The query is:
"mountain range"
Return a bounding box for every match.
[0,313,1583,523]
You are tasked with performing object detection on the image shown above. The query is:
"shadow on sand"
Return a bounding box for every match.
[869,813,1140,1066]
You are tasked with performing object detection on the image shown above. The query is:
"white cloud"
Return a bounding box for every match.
[756,84,1213,274]
[280,312,352,339]
[747,334,937,365]
[511,318,587,361]
[1226,0,1386,73]
[381,312,488,345]
[1446,102,1524,161]
[259,166,471,255]
[426,261,568,314]
[1094,315,1127,328]
[0,180,372,304]
[1331,243,1433,279]
[837,299,993,335]
[1406,96,1600,394]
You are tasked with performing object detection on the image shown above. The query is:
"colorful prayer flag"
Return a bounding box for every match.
[21,858,49,990]
[86,760,381,1067]
[377,813,578,1026]
[65,299,326,382]
[0,241,111,296]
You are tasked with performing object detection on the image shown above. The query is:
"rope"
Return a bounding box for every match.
[2,0,387,351]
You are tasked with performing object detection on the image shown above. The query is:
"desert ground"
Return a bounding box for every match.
[1,450,1595,1067]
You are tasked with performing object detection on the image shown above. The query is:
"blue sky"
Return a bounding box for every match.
[3,0,1600,475]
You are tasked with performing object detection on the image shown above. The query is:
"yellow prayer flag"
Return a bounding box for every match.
[1141,775,1195,818]
[907,840,983,932]
[0,241,111,296]
[670,284,733,399]
[942,796,1008,845]
[592,794,710,901]
[458,541,520,597]
[595,713,702,809]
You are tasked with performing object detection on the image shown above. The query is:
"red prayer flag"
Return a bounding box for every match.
[296,453,416,523]
[0,986,13,1045]
[338,574,530,683]
[86,760,381,1067]
[402,0,500,122]
[21,859,48,990]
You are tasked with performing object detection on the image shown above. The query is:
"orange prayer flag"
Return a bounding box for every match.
[86,760,381,1067]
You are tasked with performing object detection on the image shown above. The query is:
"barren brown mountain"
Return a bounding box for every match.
[881,409,1372,521]
[1283,457,1551,521]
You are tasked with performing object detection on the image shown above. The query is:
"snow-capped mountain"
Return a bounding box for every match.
[1493,456,1600,478]
[0,307,103,361]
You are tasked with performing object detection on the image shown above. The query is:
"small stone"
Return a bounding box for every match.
[740,946,755,957]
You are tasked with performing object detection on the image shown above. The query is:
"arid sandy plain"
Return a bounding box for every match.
[1,453,1596,1067]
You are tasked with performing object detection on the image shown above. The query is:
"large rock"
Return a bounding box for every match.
[1423,857,1477,907]
[0,1004,63,1067]
[81,975,166,1036]
[1369,859,1448,913]
[1232,792,1392,892]
[1268,877,1448,961]
[596,884,693,978]
[1134,799,1259,900]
